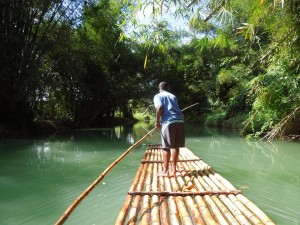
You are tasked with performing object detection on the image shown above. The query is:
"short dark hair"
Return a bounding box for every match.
[159,81,168,90]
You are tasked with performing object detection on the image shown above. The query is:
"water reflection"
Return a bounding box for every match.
[31,126,145,166]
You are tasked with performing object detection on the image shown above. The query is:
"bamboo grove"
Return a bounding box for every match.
[1,0,300,139]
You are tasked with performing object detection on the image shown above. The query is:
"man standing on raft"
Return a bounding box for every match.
[153,81,185,177]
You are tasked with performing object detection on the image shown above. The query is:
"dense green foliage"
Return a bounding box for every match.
[1,0,300,139]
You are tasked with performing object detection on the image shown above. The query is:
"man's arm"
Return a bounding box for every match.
[155,105,163,127]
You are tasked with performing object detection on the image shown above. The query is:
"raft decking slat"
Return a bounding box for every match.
[141,158,201,163]
[115,146,276,225]
[128,190,242,196]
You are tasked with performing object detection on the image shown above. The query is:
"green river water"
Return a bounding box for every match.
[0,124,299,225]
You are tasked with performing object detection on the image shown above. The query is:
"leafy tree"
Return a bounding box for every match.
[0,0,87,130]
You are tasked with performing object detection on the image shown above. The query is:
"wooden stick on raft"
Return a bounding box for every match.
[55,127,158,225]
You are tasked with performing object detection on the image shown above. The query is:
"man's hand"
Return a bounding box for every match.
[155,105,163,128]
[155,121,161,127]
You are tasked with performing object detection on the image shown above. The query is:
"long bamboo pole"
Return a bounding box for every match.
[55,127,158,225]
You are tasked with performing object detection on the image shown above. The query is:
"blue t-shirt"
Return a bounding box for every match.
[153,91,184,126]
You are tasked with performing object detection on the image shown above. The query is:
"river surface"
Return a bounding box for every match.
[0,124,299,225]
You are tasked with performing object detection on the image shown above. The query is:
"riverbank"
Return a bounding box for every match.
[0,116,139,139]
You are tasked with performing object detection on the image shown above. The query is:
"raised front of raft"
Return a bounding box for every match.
[115,145,275,225]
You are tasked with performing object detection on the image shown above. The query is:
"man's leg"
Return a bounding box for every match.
[163,149,171,173]
[157,149,170,176]
[170,123,184,175]
[171,147,179,172]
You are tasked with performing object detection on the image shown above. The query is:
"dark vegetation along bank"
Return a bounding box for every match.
[1,0,300,140]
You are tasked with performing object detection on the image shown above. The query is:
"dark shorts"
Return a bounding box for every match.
[161,122,185,150]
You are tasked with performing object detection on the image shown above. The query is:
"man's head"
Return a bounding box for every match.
[158,81,168,92]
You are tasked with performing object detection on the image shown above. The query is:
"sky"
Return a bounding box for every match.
[135,4,191,32]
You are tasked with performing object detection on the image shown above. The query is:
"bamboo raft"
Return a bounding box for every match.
[115,145,276,225]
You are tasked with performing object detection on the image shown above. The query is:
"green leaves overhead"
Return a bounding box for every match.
[236,23,255,41]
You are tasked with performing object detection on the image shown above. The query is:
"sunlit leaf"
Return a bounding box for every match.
[144,54,148,69]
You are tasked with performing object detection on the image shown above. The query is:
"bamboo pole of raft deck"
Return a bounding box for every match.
[165,154,194,225]
[209,171,262,224]
[211,170,276,224]
[214,170,276,225]
[115,150,151,225]
[151,150,160,225]
[157,159,169,224]
[179,162,219,225]
[126,150,152,225]
[177,154,218,224]
[188,162,229,224]
[139,149,151,225]
[115,163,145,224]
[174,167,205,225]
[195,170,239,224]
[157,151,181,225]
[197,160,263,224]
[201,170,254,225]
[198,170,251,225]
[139,149,154,225]
[177,160,210,225]
[55,127,157,225]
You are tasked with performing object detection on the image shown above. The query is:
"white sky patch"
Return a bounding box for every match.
[134,4,190,31]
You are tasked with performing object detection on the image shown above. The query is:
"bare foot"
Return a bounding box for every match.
[170,169,187,177]
[156,172,169,177]
[177,165,185,171]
